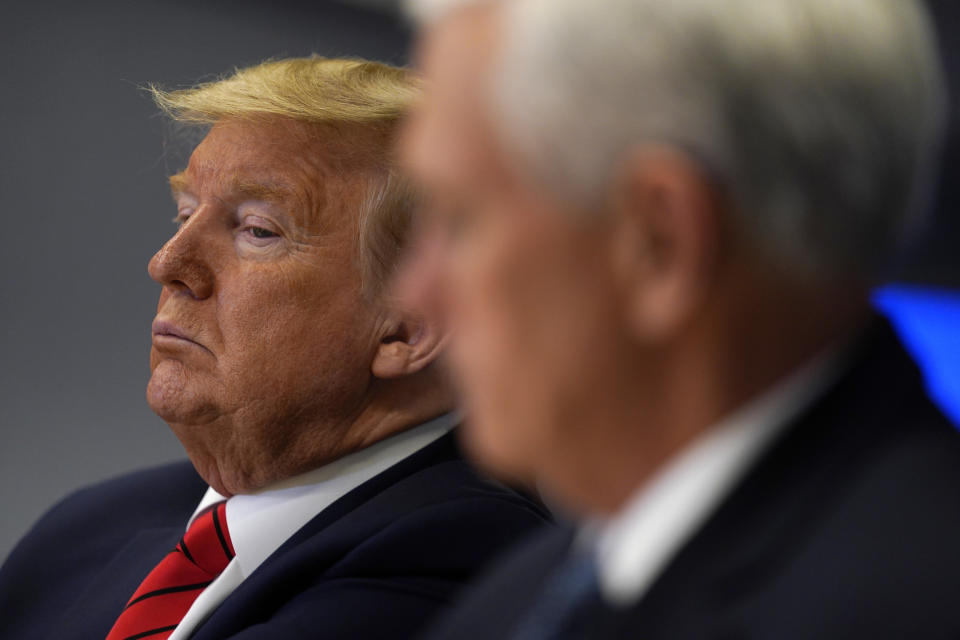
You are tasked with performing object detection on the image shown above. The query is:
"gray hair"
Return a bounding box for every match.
[492,0,947,279]
[405,0,484,25]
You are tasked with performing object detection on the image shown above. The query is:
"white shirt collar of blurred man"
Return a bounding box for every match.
[167,412,458,640]
[582,345,848,608]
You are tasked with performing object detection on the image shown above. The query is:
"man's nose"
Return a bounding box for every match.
[147,210,216,300]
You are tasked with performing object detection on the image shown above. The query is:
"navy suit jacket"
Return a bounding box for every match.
[0,432,551,639]
[424,321,960,639]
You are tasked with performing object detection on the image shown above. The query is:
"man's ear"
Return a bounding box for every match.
[608,146,723,341]
[371,309,446,380]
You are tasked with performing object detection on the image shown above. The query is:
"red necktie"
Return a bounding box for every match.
[106,501,235,640]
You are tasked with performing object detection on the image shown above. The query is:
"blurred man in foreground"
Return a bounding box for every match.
[400,0,960,637]
[0,57,548,640]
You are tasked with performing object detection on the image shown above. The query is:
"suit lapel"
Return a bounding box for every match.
[191,432,465,639]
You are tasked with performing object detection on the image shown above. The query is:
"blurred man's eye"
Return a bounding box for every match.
[438,203,478,243]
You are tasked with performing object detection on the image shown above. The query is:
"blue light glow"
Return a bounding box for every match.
[872,285,960,428]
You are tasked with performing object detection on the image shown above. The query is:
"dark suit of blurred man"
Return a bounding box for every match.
[398,0,960,637]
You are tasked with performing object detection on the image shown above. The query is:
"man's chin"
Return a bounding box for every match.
[186,454,236,498]
[146,362,217,425]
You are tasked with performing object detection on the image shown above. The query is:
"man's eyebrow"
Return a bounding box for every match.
[169,173,190,199]
[229,179,295,204]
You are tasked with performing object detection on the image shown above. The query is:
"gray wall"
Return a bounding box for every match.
[0,0,410,562]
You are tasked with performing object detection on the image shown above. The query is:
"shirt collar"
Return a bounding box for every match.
[188,412,458,578]
[585,346,846,607]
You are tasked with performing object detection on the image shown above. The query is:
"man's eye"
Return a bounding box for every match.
[239,215,281,243]
[248,227,278,239]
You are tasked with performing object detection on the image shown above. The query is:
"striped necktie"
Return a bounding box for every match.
[106,501,235,640]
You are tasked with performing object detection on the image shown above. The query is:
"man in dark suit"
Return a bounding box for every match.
[398,0,960,637]
[0,57,549,639]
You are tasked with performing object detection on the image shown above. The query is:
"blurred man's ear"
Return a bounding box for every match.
[371,310,446,379]
[608,146,723,341]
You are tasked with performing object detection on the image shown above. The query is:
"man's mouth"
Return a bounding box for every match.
[151,319,210,353]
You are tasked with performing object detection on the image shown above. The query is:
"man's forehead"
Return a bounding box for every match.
[168,120,326,204]
[407,3,505,184]
[188,118,329,170]
[419,1,501,80]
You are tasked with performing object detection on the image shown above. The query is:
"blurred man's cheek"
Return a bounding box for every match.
[394,222,449,329]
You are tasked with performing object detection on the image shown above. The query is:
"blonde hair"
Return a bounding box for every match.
[151,57,421,296]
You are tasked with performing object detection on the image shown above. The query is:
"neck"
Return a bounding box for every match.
[184,368,455,497]
[549,266,870,516]
[346,368,456,452]
[276,366,455,486]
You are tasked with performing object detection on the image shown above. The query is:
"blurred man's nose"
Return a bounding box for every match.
[147,210,216,300]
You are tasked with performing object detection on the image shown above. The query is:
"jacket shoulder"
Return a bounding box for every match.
[0,460,203,639]
[420,524,573,640]
[20,460,202,541]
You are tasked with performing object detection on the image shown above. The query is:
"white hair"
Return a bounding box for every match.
[493,0,947,279]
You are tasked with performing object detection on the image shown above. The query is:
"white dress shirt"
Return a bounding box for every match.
[168,412,458,640]
[584,349,845,608]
